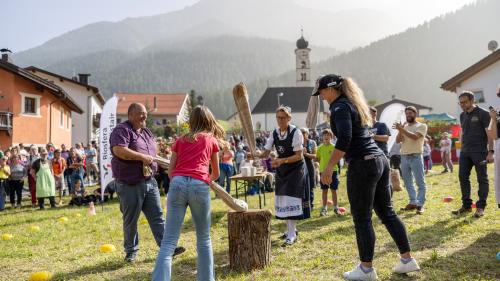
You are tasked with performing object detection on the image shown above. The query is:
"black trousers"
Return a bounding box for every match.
[347,156,411,262]
[458,151,489,209]
[8,180,23,205]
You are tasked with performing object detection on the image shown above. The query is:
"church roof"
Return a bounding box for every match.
[296,36,309,49]
[252,87,324,114]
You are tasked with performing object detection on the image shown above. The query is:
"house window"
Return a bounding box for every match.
[66,112,70,129]
[60,106,65,127]
[20,92,41,116]
[162,119,167,125]
[472,90,485,103]
[300,73,307,81]
[25,97,36,113]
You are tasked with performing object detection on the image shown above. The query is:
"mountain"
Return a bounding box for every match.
[245,0,500,117]
[41,36,336,117]
[13,0,397,67]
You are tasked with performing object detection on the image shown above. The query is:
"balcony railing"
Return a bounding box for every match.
[0,111,13,135]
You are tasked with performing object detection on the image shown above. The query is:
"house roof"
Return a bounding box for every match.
[0,60,83,114]
[25,66,105,105]
[115,92,189,116]
[252,87,324,114]
[374,98,432,113]
[441,48,500,92]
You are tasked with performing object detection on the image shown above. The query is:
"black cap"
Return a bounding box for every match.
[312,74,343,96]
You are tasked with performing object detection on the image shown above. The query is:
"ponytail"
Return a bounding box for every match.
[338,77,373,127]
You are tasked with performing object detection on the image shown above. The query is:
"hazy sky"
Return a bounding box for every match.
[1,0,476,52]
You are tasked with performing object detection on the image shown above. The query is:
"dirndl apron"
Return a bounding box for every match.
[273,126,311,220]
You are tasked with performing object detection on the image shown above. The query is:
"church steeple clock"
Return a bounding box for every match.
[295,29,311,87]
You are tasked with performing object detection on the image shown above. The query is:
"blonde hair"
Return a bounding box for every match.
[339,77,373,127]
[184,105,227,147]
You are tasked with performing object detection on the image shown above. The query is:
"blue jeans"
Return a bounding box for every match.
[400,154,427,206]
[218,164,234,193]
[116,178,164,254]
[152,176,214,281]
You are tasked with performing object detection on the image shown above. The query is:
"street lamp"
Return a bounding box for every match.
[277,92,284,107]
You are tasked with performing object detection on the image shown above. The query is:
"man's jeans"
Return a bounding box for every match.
[458,151,489,209]
[152,176,214,281]
[401,154,427,206]
[116,178,164,254]
[347,156,411,262]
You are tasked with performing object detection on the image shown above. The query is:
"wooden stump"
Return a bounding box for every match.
[228,209,272,271]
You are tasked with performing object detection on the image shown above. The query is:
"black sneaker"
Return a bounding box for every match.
[173,246,186,257]
[451,207,472,215]
[124,252,137,263]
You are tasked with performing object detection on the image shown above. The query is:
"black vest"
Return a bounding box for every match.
[273,126,297,159]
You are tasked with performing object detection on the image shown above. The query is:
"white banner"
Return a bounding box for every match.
[99,95,118,201]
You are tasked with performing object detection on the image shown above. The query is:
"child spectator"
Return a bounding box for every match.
[316,129,342,216]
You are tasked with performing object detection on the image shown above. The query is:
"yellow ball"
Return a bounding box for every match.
[29,271,53,281]
[57,217,68,223]
[29,225,41,232]
[139,218,148,225]
[1,233,13,240]
[74,213,82,218]
[99,244,116,253]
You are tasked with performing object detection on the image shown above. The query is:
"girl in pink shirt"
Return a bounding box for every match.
[153,105,225,281]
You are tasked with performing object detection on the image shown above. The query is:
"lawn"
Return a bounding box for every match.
[1,165,499,281]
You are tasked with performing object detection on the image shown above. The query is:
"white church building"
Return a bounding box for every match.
[251,32,328,131]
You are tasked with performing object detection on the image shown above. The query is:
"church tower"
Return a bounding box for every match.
[295,30,311,87]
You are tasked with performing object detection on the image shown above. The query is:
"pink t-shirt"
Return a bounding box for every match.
[171,133,220,184]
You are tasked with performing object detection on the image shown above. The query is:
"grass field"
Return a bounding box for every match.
[1,165,499,281]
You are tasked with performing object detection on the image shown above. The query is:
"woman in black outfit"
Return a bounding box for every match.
[313,74,420,280]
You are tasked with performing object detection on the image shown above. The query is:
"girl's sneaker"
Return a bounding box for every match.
[343,264,378,280]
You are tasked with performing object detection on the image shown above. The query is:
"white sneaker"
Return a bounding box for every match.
[343,264,378,280]
[394,258,420,274]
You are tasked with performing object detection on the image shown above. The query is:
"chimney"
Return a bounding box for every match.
[78,73,91,85]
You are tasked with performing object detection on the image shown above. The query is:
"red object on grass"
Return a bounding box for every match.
[338,207,346,213]
[443,196,453,203]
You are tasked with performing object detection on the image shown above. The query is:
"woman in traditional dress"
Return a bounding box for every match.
[258,106,310,246]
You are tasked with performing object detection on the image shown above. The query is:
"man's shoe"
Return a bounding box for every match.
[441,169,449,174]
[451,207,472,215]
[320,208,327,217]
[124,252,137,263]
[400,204,417,211]
[173,246,186,257]
[394,258,420,274]
[343,264,378,280]
[416,206,424,215]
[473,208,485,218]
